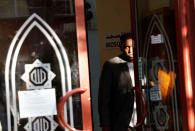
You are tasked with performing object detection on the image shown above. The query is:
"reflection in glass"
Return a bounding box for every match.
[135,0,182,128]
[143,15,179,130]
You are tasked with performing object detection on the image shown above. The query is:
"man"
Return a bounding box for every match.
[98,33,135,131]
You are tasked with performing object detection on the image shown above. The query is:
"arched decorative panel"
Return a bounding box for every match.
[142,15,179,130]
[5,13,74,131]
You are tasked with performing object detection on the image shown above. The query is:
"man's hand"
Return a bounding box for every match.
[102,126,111,131]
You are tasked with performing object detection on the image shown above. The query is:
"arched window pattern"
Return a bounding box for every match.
[0,0,92,130]
[142,15,180,130]
[5,13,74,131]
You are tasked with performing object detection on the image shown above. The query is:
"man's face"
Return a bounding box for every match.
[122,38,134,60]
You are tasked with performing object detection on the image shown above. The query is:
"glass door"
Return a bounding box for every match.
[0,0,92,131]
[134,0,182,130]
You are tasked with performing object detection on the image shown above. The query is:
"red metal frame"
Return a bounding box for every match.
[74,0,93,130]
[57,88,88,131]
[174,0,195,130]
[130,0,142,130]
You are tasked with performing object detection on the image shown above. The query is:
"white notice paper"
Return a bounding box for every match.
[18,89,57,118]
[151,34,164,44]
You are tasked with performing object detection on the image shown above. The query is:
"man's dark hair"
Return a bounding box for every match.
[120,33,132,44]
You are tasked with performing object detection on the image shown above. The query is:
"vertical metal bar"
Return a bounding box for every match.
[74,0,93,130]
[174,0,195,130]
[130,0,143,130]
[5,80,11,131]
[134,0,139,57]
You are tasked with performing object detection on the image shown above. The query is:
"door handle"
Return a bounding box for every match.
[130,87,146,128]
[57,88,88,131]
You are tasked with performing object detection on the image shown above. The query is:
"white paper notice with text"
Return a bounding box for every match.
[18,88,57,118]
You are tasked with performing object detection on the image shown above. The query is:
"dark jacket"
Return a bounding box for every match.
[98,55,134,131]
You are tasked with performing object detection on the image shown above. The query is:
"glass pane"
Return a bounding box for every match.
[135,0,182,130]
[0,0,83,131]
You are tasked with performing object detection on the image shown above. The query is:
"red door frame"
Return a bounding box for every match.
[75,0,93,130]
[174,0,195,130]
[130,0,195,130]
[129,0,143,130]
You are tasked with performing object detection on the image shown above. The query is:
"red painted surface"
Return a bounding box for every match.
[74,0,93,130]
[186,0,195,117]
[175,0,195,130]
[130,0,142,130]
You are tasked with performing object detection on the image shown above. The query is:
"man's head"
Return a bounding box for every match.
[120,33,134,61]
